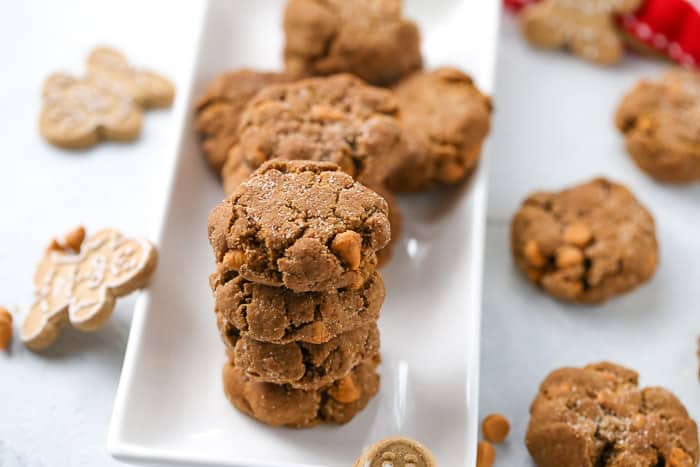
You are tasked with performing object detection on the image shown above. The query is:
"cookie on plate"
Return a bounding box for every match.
[209,160,391,292]
[369,184,402,267]
[354,436,437,467]
[526,362,699,467]
[223,355,380,428]
[195,69,289,172]
[387,67,492,192]
[282,0,422,86]
[220,74,405,195]
[616,69,700,183]
[511,178,657,304]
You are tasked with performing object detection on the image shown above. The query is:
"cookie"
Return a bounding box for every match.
[209,160,391,292]
[220,74,405,195]
[230,323,379,390]
[283,0,422,86]
[370,184,402,267]
[353,436,437,467]
[520,0,642,65]
[616,69,700,183]
[21,228,157,350]
[223,356,380,428]
[526,362,699,467]
[211,270,384,345]
[387,67,492,192]
[511,178,657,304]
[195,69,289,172]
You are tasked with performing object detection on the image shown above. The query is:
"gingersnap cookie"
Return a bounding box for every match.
[370,184,402,267]
[511,178,657,304]
[354,436,437,467]
[209,160,391,292]
[195,69,289,172]
[211,269,384,345]
[231,323,379,390]
[616,69,700,183]
[526,362,699,467]
[220,74,405,195]
[223,356,380,428]
[387,67,492,192]
[282,0,422,86]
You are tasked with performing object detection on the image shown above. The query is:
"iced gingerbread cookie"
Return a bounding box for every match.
[520,0,643,65]
[209,160,391,292]
[283,0,422,86]
[526,362,699,467]
[616,69,700,183]
[195,69,289,172]
[511,178,657,304]
[354,436,437,467]
[220,74,405,195]
[223,356,380,428]
[21,227,157,350]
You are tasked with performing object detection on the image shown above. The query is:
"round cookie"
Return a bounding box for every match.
[223,357,380,428]
[282,0,422,86]
[616,69,700,183]
[209,160,391,292]
[511,178,658,304]
[354,436,437,467]
[370,184,402,268]
[387,67,492,192]
[195,69,289,172]
[220,74,405,196]
[211,270,384,345]
[231,323,379,390]
[526,362,699,467]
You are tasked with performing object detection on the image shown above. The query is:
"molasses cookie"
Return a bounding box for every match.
[526,362,699,467]
[616,69,700,183]
[370,184,402,267]
[209,160,391,292]
[387,67,492,192]
[511,178,657,304]
[282,0,422,86]
[220,74,405,195]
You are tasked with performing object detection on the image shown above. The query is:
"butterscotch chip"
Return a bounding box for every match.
[331,231,362,270]
[511,178,658,304]
[526,362,699,467]
[327,374,360,403]
[482,413,510,443]
[477,441,496,467]
[354,436,437,467]
[0,307,12,350]
[64,225,86,253]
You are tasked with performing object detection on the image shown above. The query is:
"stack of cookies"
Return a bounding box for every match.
[207,160,391,428]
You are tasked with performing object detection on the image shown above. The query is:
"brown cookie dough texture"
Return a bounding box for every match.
[221,74,404,196]
[511,178,657,304]
[283,0,422,86]
[387,67,492,192]
[195,69,289,172]
[209,160,391,292]
[371,184,402,267]
[526,362,699,467]
[211,270,384,345]
[616,69,700,184]
[354,436,437,467]
[223,356,380,428]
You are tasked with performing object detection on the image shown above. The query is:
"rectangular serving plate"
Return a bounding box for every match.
[108,1,500,465]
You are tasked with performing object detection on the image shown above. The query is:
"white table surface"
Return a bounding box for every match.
[1,2,699,466]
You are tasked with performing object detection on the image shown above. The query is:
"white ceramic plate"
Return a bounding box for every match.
[108,1,500,466]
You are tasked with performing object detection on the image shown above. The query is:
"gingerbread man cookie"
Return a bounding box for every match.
[21,228,157,350]
[520,0,643,65]
[354,436,437,467]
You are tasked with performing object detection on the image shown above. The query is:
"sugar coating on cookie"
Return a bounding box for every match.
[211,270,384,345]
[209,160,391,292]
[511,178,657,304]
[223,356,380,428]
[220,74,404,195]
[387,67,492,192]
[283,0,422,86]
[195,69,289,172]
[616,69,700,184]
[526,362,699,467]
[353,436,437,467]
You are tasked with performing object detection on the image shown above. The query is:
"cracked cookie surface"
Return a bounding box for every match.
[526,362,699,467]
[282,0,422,86]
[387,67,492,192]
[220,74,405,195]
[511,178,657,304]
[616,69,700,184]
[209,160,391,292]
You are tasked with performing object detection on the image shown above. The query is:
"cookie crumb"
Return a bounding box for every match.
[477,440,496,467]
[0,306,12,350]
[482,413,510,443]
